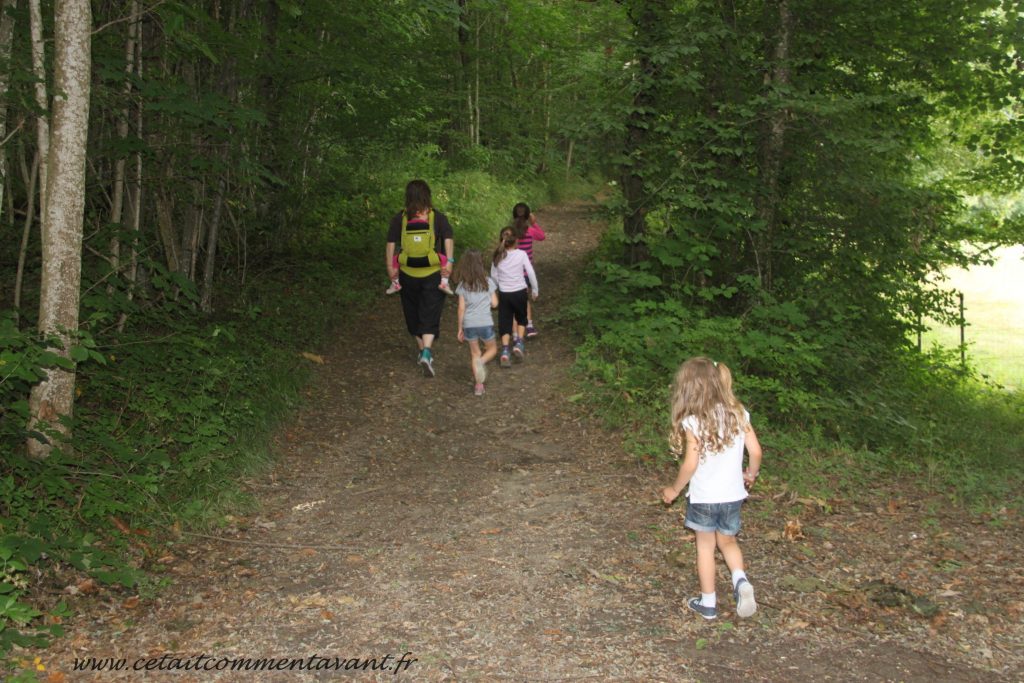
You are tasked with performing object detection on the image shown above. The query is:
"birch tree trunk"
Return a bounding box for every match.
[29,0,49,218]
[117,6,143,332]
[27,0,92,458]
[108,0,140,276]
[0,0,18,224]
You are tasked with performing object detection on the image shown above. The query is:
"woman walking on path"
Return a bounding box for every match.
[491,228,538,368]
[454,250,499,396]
[385,179,454,377]
[510,203,546,338]
[661,357,763,620]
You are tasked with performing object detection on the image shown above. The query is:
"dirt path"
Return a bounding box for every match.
[43,202,1022,682]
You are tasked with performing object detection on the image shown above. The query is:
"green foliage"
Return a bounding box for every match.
[570,0,1023,511]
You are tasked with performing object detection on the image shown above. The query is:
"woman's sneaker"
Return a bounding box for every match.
[500,347,511,368]
[418,349,435,377]
[687,597,717,620]
[525,323,538,338]
[512,340,525,361]
[734,578,757,618]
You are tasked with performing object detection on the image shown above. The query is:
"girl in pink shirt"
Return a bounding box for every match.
[511,203,546,338]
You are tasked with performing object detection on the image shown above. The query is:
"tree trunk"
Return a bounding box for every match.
[118,5,143,333]
[620,0,667,265]
[27,0,92,458]
[108,0,140,277]
[473,15,481,146]
[565,138,574,181]
[29,0,49,219]
[200,176,227,312]
[454,0,469,148]
[156,188,181,275]
[0,0,18,224]
[755,0,792,293]
[14,149,39,322]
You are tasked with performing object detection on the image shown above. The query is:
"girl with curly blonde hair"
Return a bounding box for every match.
[662,357,763,620]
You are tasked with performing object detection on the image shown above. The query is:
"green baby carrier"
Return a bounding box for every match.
[398,210,441,277]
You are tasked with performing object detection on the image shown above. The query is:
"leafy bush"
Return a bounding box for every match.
[571,217,1023,509]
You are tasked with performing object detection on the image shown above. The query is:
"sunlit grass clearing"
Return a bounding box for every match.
[923,245,1024,391]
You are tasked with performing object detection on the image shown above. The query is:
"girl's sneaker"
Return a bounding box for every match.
[512,340,525,361]
[500,347,511,368]
[474,383,485,396]
[439,279,454,295]
[734,578,757,618]
[386,280,401,295]
[687,597,717,620]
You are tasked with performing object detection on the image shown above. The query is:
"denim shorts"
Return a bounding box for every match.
[463,325,495,342]
[685,500,743,535]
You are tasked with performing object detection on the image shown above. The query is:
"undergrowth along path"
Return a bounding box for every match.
[43,201,1022,682]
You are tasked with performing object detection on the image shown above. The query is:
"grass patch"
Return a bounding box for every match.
[922,245,1024,390]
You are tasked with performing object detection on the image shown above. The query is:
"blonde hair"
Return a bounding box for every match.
[669,357,747,458]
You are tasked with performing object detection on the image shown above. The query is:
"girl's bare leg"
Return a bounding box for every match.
[716,533,745,574]
[481,338,498,365]
[695,530,717,595]
[468,340,483,380]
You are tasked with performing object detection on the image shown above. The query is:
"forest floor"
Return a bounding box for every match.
[36,201,1023,682]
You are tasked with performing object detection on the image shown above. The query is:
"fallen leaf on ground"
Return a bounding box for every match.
[784,519,804,541]
[300,352,325,364]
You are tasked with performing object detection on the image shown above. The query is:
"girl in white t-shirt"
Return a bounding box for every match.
[661,357,763,620]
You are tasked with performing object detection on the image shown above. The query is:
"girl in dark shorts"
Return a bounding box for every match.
[489,228,538,368]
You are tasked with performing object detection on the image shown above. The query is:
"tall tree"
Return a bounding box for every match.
[620,0,669,265]
[0,0,18,224]
[27,0,91,457]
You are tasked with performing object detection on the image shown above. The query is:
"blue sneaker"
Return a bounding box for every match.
[734,578,756,618]
[512,340,525,361]
[687,597,717,620]
[419,349,435,377]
